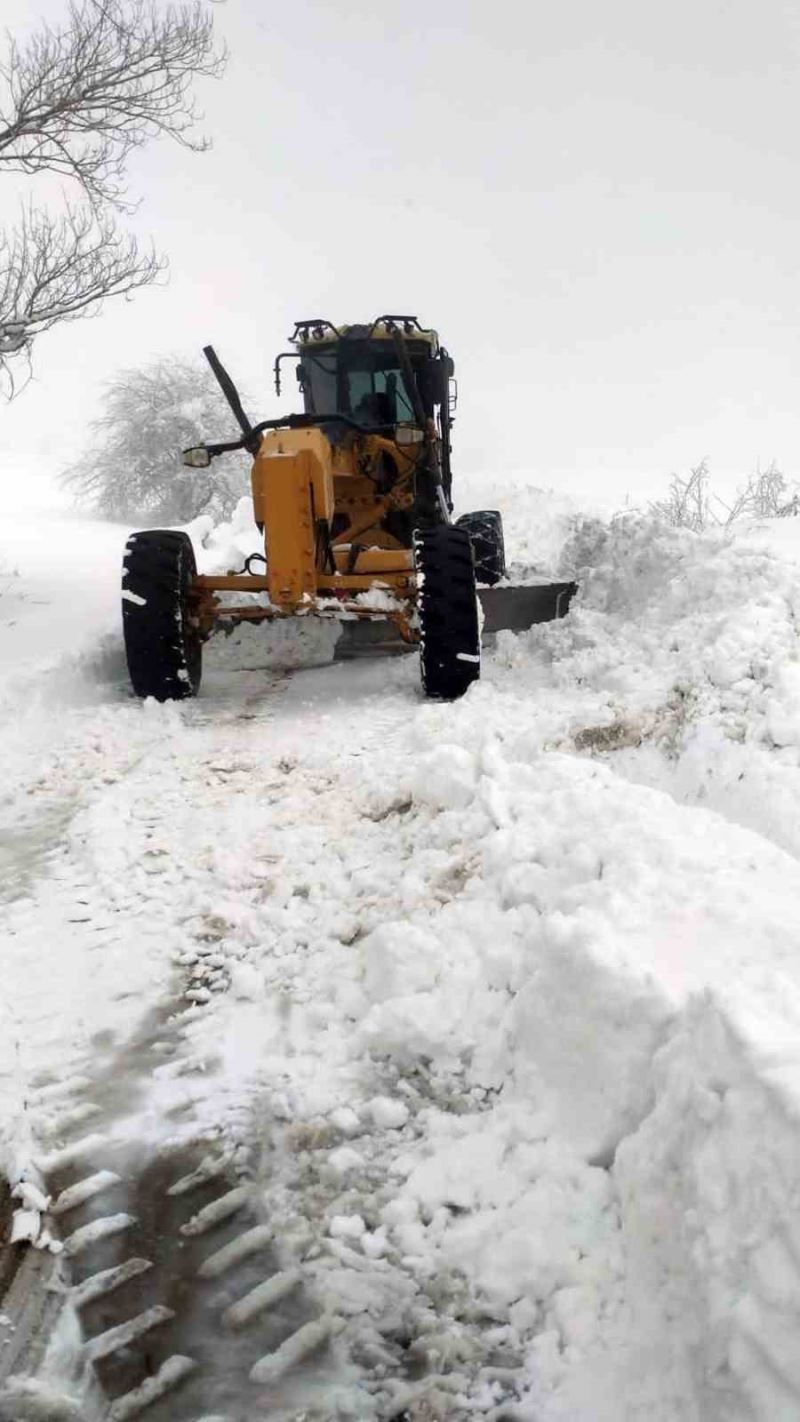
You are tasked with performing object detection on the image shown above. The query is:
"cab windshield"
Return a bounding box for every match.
[300,341,421,425]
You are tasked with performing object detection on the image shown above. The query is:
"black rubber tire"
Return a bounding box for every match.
[455,509,506,586]
[122,530,202,701]
[414,525,480,699]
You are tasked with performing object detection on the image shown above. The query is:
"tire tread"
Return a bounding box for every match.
[122,530,201,701]
[414,526,480,699]
[455,509,506,585]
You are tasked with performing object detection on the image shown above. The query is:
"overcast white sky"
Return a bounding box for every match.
[4,0,800,512]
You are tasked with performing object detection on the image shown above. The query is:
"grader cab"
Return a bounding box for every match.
[121,316,575,702]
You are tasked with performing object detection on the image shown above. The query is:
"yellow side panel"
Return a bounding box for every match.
[253,427,335,524]
[251,429,336,608]
[264,452,315,606]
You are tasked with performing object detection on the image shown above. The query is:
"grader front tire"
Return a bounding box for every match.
[414,525,480,700]
[122,530,202,701]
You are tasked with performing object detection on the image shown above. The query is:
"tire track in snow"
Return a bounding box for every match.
[19,979,354,1420]
[0,658,303,1414]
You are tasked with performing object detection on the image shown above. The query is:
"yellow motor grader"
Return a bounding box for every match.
[122,316,575,701]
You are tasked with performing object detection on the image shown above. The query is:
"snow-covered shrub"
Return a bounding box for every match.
[729,462,799,520]
[60,357,250,523]
[649,460,799,532]
[648,461,715,532]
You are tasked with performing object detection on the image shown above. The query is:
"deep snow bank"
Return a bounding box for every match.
[612,998,800,1422]
[562,514,800,862]
[472,511,800,860]
[389,734,800,1421]
[443,511,800,1417]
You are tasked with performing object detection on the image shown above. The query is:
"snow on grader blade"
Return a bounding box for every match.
[121,317,576,703]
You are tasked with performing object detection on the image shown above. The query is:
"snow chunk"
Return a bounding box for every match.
[368,1096,410,1129]
[329,1106,361,1136]
[12,1180,49,1213]
[361,1227,388,1258]
[229,962,262,1001]
[328,1146,364,1176]
[10,1209,41,1245]
[0,1378,83,1420]
[355,583,403,612]
[410,745,478,811]
[361,921,440,1003]
[329,1213,366,1239]
[765,662,800,747]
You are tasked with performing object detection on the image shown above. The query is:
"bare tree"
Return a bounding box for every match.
[61,356,249,522]
[0,0,225,395]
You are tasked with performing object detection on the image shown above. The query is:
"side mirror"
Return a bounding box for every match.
[421,357,453,408]
[182,446,211,468]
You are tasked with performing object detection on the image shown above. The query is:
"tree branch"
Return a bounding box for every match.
[0,202,165,397]
[0,0,226,210]
[0,0,225,394]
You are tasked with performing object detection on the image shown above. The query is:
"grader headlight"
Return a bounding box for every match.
[182,446,212,468]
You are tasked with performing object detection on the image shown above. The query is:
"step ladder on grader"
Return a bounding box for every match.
[121,316,576,701]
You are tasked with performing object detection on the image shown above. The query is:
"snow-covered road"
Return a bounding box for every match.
[3,491,800,1420]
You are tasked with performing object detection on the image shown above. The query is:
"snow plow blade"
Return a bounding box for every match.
[335,581,577,659]
[478,581,577,633]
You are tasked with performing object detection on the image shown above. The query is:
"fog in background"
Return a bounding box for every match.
[3,0,800,515]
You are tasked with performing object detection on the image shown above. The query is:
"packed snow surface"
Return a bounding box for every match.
[3,480,800,1417]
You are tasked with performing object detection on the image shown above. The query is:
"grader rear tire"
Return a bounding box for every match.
[122,530,202,701]
[414,525,480,700]
[455,509,506,586]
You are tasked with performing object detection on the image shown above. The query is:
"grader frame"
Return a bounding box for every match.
[122,316,575,703]
[184,318,458,647]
